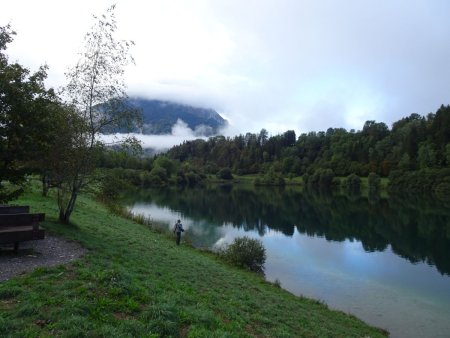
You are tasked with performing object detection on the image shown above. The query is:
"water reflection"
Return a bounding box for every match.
[125,185,450,337]
[125,185,450,276]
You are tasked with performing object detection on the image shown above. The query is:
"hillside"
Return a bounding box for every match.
[0,183,388,337]
[104,98,227,135]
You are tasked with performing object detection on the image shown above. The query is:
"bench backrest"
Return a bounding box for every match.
[0,213,45,227]
[0,205,30,214]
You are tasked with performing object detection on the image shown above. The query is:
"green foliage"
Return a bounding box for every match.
[97,148,153,170]
[342,174,361,194]
[434,178,450,200]
[445,144,450,166]
[220,236,267,273]
[305,169,335,190]
[153,156,176,177]
[368,172,381,193]
[164,105,450,182]
[149,166,168,183]
[56,5,139,223]
[216,167,233,180]
[254,168,286,186]
[398,153,411,171]
[0,24,57,202]
[176,169,204,187]
[418,142,437,169]
[98,172,131,201]
[389,168,450,197]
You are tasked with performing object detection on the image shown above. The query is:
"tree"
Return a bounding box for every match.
[368,172,381,193]
[58,5,139,222]
[445,144,450,166]
[216,167,233,180]
[283,130,296,147]
[257,128,268,145]
[398,153,411,171]
[417,142,437,169]
[343,173,361,194]
[0,25,57,202]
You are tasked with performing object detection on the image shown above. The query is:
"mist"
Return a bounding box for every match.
[100,119,235,152]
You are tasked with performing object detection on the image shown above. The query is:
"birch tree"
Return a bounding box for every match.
[58,5,140,223]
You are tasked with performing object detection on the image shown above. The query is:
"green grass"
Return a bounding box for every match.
[207,174,304,186]
[0,183,388,337]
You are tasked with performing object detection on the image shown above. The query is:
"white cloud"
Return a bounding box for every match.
[100,119,211,151]
[2,0,450,137]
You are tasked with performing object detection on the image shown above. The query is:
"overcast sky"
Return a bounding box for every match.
[2,0,450,139]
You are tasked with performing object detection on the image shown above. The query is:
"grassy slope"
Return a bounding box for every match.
[0,184,387,337]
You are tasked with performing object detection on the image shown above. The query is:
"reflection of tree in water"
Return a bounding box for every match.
[124,186,450,275]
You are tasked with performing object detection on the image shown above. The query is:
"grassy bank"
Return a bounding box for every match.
[0,183,387,337]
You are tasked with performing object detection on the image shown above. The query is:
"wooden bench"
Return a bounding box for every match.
[0,209,45,251]
[0,205,30,214]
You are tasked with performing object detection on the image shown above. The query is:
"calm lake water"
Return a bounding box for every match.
[125,185,450,338]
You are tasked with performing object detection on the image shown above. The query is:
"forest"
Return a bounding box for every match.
[165,107,450,177]
[98,105,450,197]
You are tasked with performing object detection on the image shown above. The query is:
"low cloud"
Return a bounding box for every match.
[100,119,232,152]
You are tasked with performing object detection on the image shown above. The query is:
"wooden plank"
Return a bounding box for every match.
[0,205,30,214]
[0,228,45,244]
[0,213,45,227]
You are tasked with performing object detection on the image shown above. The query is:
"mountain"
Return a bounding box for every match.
[113,98,227,135]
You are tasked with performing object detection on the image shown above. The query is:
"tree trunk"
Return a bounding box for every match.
[42,174,49,197]
[59,186,79,224]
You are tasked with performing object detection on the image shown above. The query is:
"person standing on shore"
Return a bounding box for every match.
[173,219,184,245]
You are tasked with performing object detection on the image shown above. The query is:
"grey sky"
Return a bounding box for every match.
[2,0,450,137]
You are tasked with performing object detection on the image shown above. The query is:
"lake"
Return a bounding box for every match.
[125,185,450,338]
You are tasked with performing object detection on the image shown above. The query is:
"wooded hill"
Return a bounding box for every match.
[166,105,450,178]
[97,105,450,196]
[102,98,228,136]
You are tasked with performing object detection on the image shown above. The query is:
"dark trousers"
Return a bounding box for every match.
[176,232,181,245]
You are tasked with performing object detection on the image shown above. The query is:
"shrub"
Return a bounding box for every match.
[319,169,335,189]
[221,237,266,273]
[342,173,361,194]
[368,172,381,193]
[306,169,335,190]
[99,174,129,201]
[216,167,233,180]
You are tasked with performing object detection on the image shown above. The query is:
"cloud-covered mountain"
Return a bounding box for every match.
[128,98,227,136]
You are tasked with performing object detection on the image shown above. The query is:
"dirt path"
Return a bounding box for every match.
[0,236,87,282]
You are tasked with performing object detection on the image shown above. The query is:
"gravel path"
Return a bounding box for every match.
[0,236,88,282]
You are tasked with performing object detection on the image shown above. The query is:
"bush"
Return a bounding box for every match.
[216,167,233,180]
[389,168,450,195]
[319,169,335,188]
[368,172,381,193]
[99,174,129,201]
[221,237,266,273]
[342,173,361,194]
[306,169,335,190]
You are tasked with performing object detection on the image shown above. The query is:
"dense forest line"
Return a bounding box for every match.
[98,105,450,196]
[166,106,450,178]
